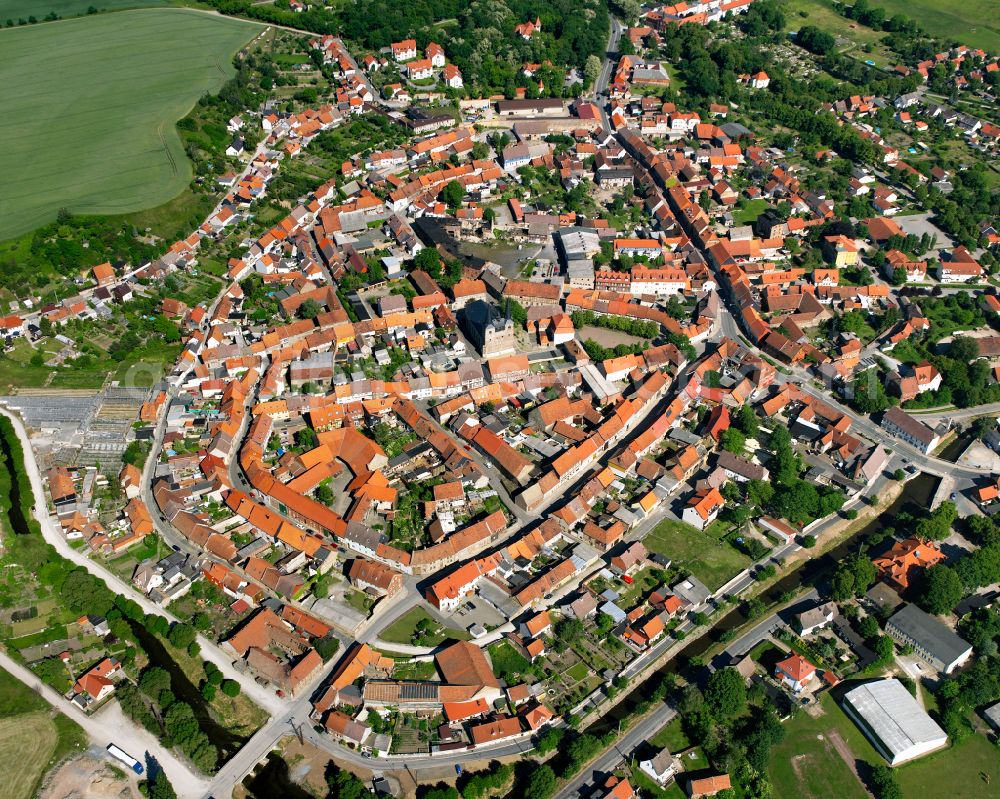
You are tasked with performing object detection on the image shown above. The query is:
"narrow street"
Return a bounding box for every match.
[0,407,285,719]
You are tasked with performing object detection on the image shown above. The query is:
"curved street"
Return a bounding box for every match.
[0,407,284,726]
[0,649,211,797]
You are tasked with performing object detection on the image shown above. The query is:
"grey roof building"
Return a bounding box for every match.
[459,300,516,358]
[842,679,948,765]
[886,604,973,674]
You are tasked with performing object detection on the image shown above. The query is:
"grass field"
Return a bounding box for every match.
[0,713,58,799]
[0,8,260,239]
[643,519,750,590]
[769,689,1000,799]
[896,732,1000,799]
[0,666,88,799]
[733,198,770,225]
[768,693,876,799]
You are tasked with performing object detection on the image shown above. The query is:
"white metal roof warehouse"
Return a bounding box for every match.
[842,679,948,765]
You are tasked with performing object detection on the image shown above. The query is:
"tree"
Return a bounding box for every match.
[584,54,602,87]
[148,770,178,799]
[315,635,340,662]
[192,613,212,632]
[220,679,241,697]
[441,180,464,211]
[168,622,197,650]
[327,764,369,799]
[736,403,759,438]
[295,426,318,449]
[831,553,877,600]
[34,657,71,692]
[413,246,442,278]
[610,0,641,19]
[915,502,957,541]
[796,25,836,55]
[139,667,172,700]
[524,765,557,799]
[536,726,566,755]
[720,427,746,456]
[419,787,459,799]
[869,764,902,799]
[298,298,321,319]
[705,667,747,717]
[555,617,584,643]
[851,370,891,414]
[873,634,895,661]
[918,565,965,615]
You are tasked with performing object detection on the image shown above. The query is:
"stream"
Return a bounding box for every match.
[587,472,938,734]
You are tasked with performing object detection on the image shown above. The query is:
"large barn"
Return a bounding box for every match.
[842,679,948,765]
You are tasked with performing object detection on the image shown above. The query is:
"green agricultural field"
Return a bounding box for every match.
[0,0,168,21]
[0,8,261,239]
[875,0,1000,53]
[782,0,1000,55]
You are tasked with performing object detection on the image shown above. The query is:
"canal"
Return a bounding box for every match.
[0,419,32,535]
[128,619,249,762]
[243,753,315,799]
[587,472,938,734]
[937,431,974,463]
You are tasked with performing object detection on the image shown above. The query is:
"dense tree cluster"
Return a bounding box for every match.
[330,0,609,96]
[795,26,836,56]
[569,310,659,340]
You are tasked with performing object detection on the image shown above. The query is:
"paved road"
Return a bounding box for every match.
[0,407,284,720]
[554,703,677,799]
[593,16,623,133]
[912,402,1000,423]
[0,649,210,796]
[721,589,818,660]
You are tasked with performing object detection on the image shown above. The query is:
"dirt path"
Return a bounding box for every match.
[40,755,141,799]
[827,730,874,798]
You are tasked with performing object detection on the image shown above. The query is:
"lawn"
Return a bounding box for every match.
[391,659,438,681]
[0,8,261,239]
[648,716,690,753]
[0,666,88,799]
[344,588,375,617]
[0,712,58,799]
[782,0,885,46]
[0,666,47,716]
[487,641,532,683]
[782,0,999,54]
[732,198,769,225]
[770,688,1000,799]
[643,519,750,591]
[630,764,686,799]
[378,607,469,646]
